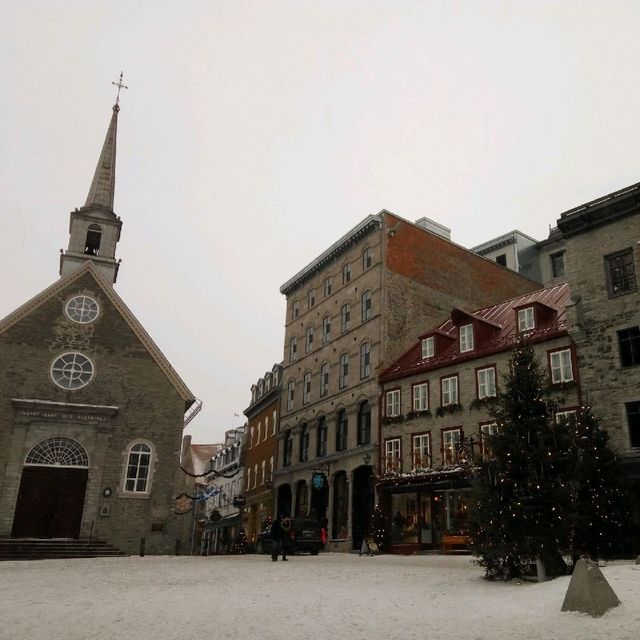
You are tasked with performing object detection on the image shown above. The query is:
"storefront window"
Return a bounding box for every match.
[390,493,419,544]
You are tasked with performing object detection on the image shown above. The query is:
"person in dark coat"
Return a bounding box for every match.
[270,516,290,561]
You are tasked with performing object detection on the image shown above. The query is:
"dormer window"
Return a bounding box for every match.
[459,324,474,352]
[421,337,434,359]
[518,307,535,332]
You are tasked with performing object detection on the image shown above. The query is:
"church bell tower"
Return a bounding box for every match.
[60,75,127,284]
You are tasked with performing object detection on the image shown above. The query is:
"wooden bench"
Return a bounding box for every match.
[441,534,470,554]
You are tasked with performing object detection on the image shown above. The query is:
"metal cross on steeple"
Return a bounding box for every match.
[112,71,128,107]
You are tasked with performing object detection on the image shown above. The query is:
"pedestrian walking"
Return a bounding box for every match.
[270,517,291,561]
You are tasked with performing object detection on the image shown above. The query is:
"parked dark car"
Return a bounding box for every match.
[256,518,322,555]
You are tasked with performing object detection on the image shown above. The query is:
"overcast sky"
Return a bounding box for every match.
[2,1,639,444]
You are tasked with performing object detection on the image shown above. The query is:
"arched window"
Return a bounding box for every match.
[332,471,348,539]
[299,424,309,462]
[287,380,295,411]
[320,362,329,397]
[85,224,102,256]
[357,401,371,445]
[283,430,293,467]
[360,342,371,379]
[340,304,350,333]
[336,409,348,451]
[295,480,309,517]
[339,353,349,389]
[361,290,372,322]
[25,437,88,467]
[289,337,297,362]
[362,247,372,270]
[316,416,327,457]
[323,277,332,297]
[124,443,152,493]
[303,372,311,404]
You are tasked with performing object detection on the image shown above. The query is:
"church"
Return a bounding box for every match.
[0,93,198,555]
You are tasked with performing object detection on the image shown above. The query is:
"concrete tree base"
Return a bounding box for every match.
[561,559,621,618]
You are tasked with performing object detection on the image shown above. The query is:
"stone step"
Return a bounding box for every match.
[0,538,127,561]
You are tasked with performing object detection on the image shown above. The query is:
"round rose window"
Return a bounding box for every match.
[51,352,94,390]
[65,295,99,324]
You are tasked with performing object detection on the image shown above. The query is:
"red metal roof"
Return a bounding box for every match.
[380,283,571,382]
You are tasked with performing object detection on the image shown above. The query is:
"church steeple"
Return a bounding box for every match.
[60,74,127,285]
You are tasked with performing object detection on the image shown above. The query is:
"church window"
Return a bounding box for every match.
[50,352,94,390]
[25,437,88,467]
[85,224,102,256]
[65,295,99,324]
[124,443,152,493]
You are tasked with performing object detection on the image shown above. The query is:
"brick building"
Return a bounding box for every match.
[378,284,578,553]
[0,102,198,554]
[274,211,538,551]
[242,364,282,544]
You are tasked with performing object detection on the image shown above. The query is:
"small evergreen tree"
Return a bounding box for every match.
[369,503,388,551]
[469,341,574,580]
[570,407,632,560]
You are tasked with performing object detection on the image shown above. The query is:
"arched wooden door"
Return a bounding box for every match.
[12,437,89,539]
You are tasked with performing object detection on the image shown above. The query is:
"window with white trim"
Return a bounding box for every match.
[50,352,94,390]
[272,410,277,436]
[413,383,429,411]
[261,460,266,485]
[289,337,297,362]
[442,429,460,466]
[518,307,535,332]
[441,376,458,406]
[264,416,269,441]
[308,289,315,308]
[305,326,314,353]
[480,423,498,458]
[459,324,474,352]
[421,337,434,359]
[246,467,251,490]
[65,295,99,324]
[250,427,255,448]
[292,301,299,319]
[477,367,496,399]
[412,433,430,469]
[555,410,577,426]
[253,464,258,488]
[324,277,332,297]
[257,421,261,443]
[124,443,152,493]
[550,349,573,383]
[384,438,401,473]
[386,389,400,417]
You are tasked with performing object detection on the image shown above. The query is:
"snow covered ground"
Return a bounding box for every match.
[1,553,638,640]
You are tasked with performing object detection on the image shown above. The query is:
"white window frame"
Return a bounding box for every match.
[339,353,349,389]
[412,433,431,470]
[264,416,269,441]
[413,383,429,411]
[272,411,276,436]
[261,460,266,485]
[361,290,372,322]
[340,304,350,333]
[360,342,371,379]
[384,438,401,473]
[322,315,331,343]
[320,362,329,397]
[386,389,400,417]
[518,307,535,332]
[477,367,496,399]
[308,288,315,308]
[421,336,434,359]
[441,376,458,406]
[246,467,251,491]
[550,349,574,383]
[289,337,297,362]
[555,410,577,425]
[459,324,474,352]
[123,442,153,494]
[305,326,314,353]
[442,429,460,466]
[480,423,498,457]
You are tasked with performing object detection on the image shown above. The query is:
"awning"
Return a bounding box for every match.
[203,513,240,531]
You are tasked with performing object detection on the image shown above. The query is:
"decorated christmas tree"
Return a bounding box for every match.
[369,502,388,551]
[469,341,574,580]
[231,529,248,554]
[570,407,632,561]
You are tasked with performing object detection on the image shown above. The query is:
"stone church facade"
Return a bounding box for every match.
[0,102,197,554]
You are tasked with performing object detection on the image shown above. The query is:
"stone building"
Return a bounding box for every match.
[274,211,538,551]
[242,364,282,544]
[201,427,244,554]
[554,182,640,533]
[0,101,199,554]
[378,283,578,553]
